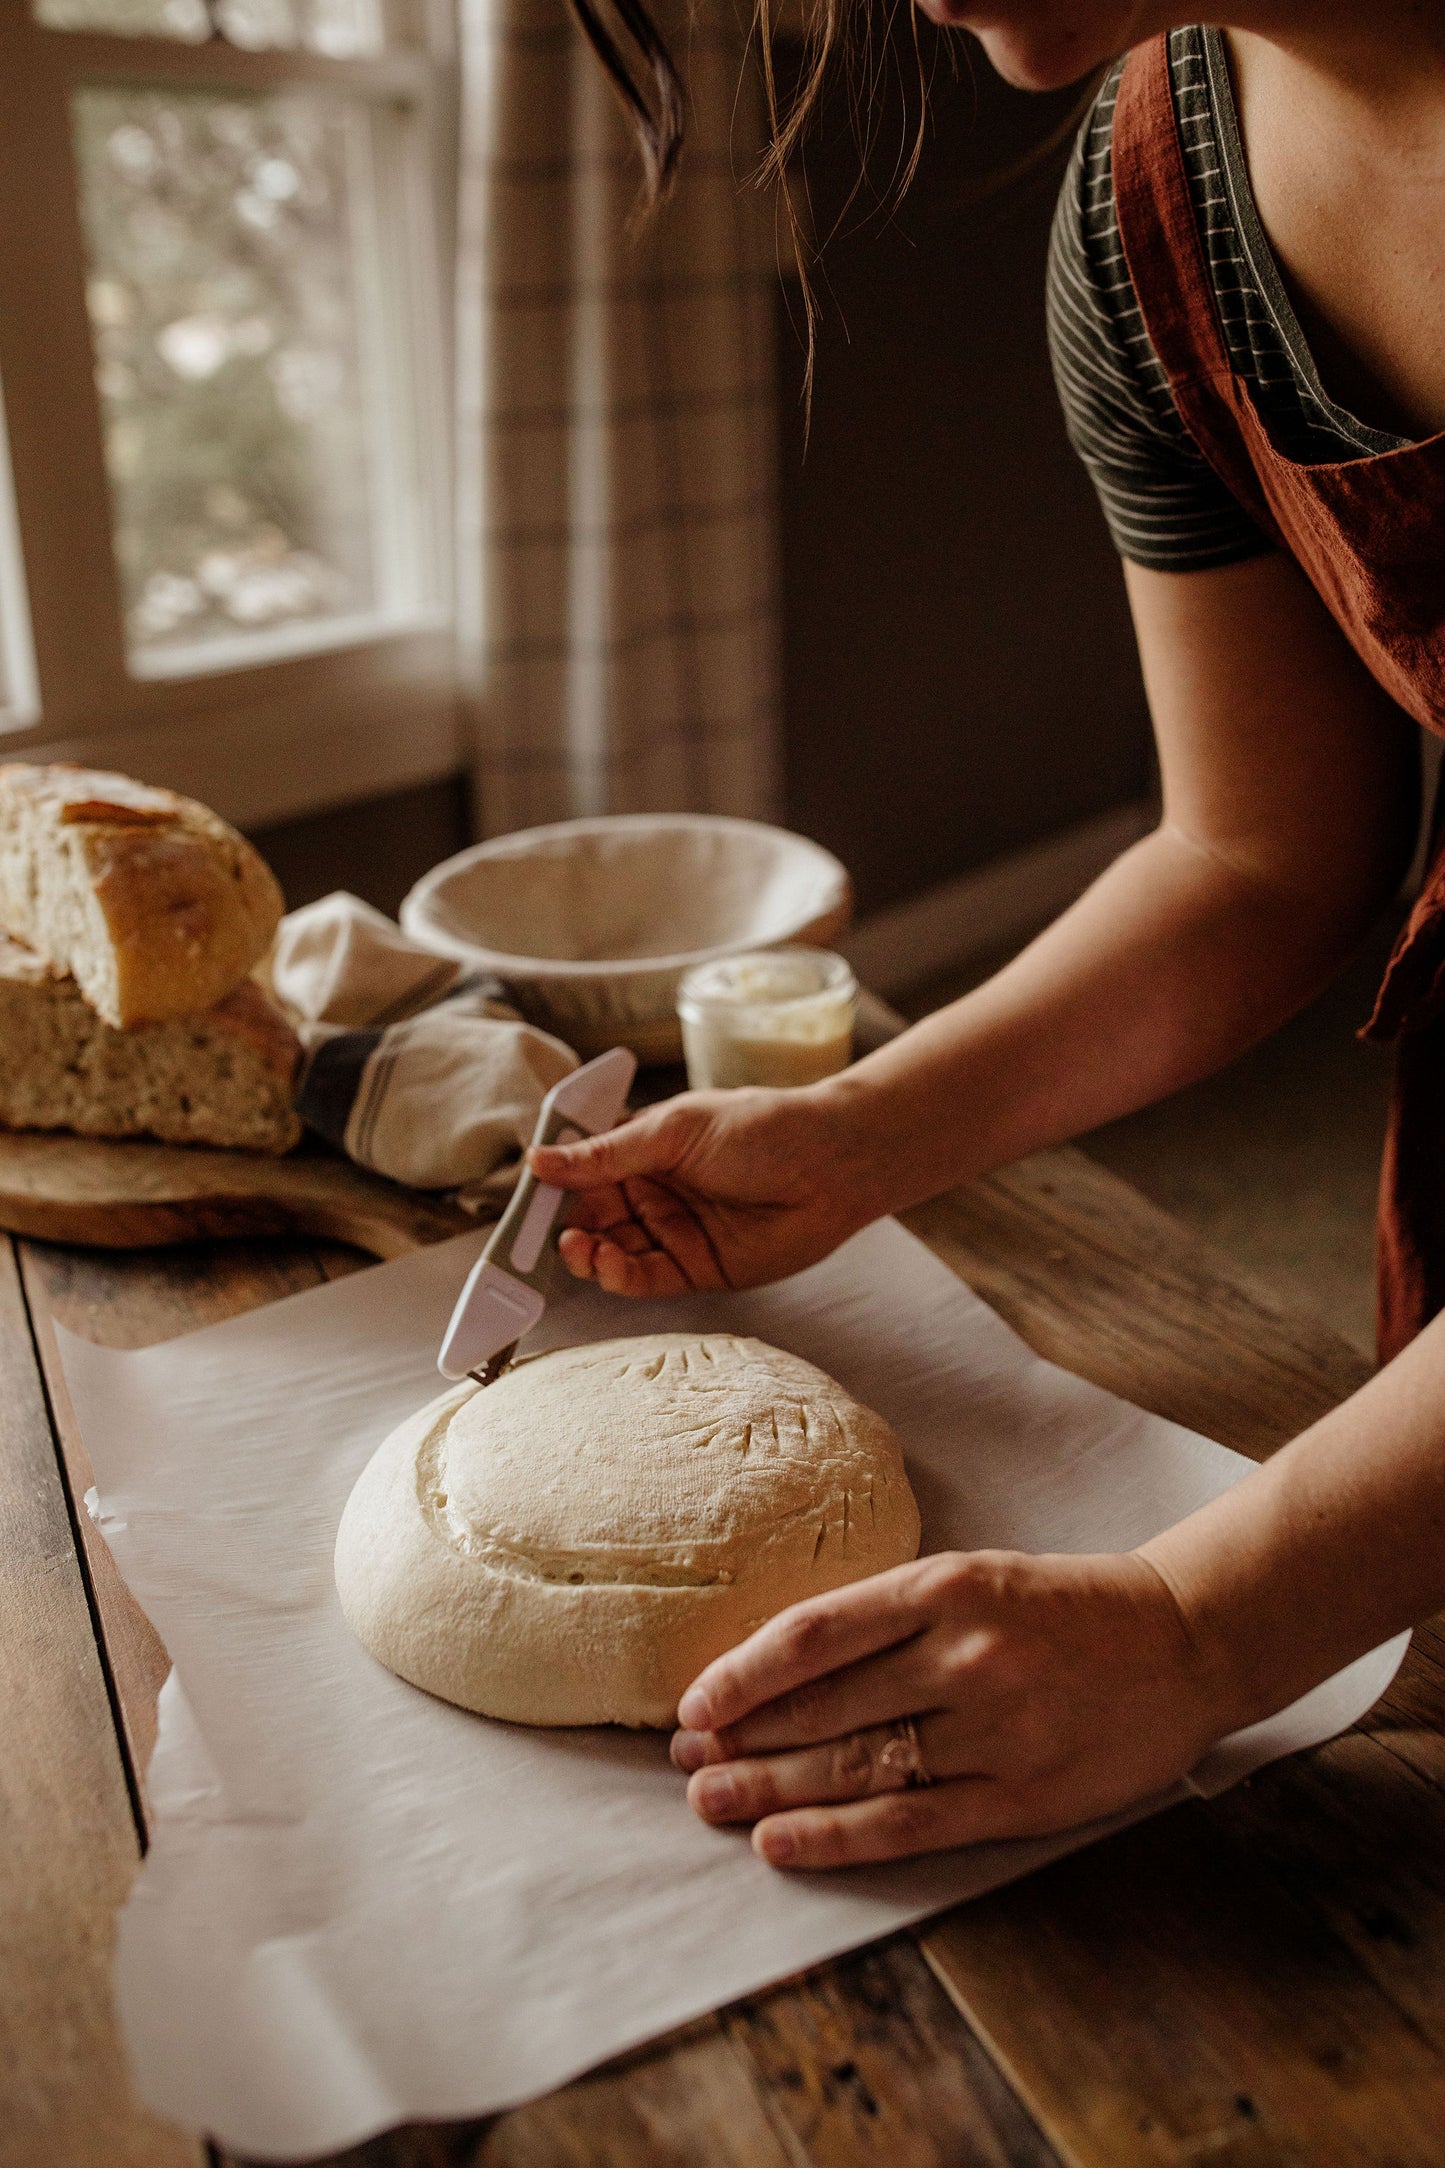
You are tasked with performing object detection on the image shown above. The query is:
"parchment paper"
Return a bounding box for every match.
[58,1219,1408,2161]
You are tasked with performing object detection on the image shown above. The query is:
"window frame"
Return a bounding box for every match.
[0,0,461,829]
[0,369,41,732]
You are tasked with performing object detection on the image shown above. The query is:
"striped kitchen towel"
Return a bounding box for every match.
[267,892,577,1202]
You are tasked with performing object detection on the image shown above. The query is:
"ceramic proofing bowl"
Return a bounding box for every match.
[399,814,854,1063]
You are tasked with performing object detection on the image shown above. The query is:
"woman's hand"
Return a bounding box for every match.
[529,1082,886,1296]
[670,1549,1246,1869]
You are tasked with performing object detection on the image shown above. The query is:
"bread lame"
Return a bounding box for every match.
[437,1045,637,1385]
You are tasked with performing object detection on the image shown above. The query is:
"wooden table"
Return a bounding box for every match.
[6,1144,1445,2168]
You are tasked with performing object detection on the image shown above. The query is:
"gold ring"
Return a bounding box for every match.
[875,1716,932,1790]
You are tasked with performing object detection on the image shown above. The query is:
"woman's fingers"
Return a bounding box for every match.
[620,1177,730,1289]
[682,1711,961,1822]
[677,1703,1097,1865]
[694,1638,944,1759]
[557,1181,638,1237]
[529,1109,681,1190]
[556,1174,727,1295]
[557,1225,687,1296]
[596,1237,690,1298]
[667,1551,1233,1870]
[751,1780,1014,1870]
[750,1752,1112,1867]
[676,1561,936,1733]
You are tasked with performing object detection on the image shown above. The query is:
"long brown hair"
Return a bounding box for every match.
[571,2,1089,410]
[566,0,687,202]
[755,0,933,408]
[570,0,894,402]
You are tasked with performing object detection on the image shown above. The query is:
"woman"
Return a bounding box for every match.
[532,0,1445,1871]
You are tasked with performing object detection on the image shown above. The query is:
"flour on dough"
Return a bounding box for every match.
[333,1332,921,1728]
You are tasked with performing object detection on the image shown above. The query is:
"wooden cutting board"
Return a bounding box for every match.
[0,1131,475,1257]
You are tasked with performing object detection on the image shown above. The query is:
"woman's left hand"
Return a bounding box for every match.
[671,1549,1246,1868]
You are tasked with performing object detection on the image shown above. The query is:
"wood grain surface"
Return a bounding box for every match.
[6,1140,1445,2168]
[0,1241,202,2168]
[0,1129,473,1256]
[904,1145,1372,1461]
[19,1238,346,1791]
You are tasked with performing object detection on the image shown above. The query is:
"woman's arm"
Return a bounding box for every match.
[1144,1295,1445,1718]
[669,1299,1445,1870]
[825,546,1419,1212]
[527,549,1437,1869]
[536,548,1418,1292]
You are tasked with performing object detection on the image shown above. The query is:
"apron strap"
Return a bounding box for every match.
[1362,847,1445,1044]
[1111,36,1234,393]
[1111,36,1284,548]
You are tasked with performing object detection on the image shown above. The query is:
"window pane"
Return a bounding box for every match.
[0,379,40,730]
[74,87,389,667]
[34,0,210,37]
[33,0,382,59]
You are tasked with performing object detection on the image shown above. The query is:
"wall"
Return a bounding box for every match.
[249,39,1156,931]
[252,776,471,919]
[777,36,1155,917]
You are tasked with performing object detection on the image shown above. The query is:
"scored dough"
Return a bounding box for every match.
[334,1332,921,1728]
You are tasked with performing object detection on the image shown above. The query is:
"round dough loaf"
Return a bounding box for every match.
[334,1332,920,1728]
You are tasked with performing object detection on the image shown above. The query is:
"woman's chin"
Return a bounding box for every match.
[975,27,1113,89]
[919,10,1127,93]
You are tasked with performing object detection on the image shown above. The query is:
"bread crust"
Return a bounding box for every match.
[334,1336,921,1728]
[0,764,284,1027]
[0,934,301,1153]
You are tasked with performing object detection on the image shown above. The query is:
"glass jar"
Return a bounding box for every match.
[677,948,858,1090]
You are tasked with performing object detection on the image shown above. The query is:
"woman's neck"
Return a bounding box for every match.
[1218,2,1445,129]
[947,0,1444,112]
[1225,2,1445,439]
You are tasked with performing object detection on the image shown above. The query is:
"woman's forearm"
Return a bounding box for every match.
[814,554,1418,1226]
[1142,1305,1445,1729]
[818,818,1387,1219]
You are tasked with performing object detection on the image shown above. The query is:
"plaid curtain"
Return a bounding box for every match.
[456,0,782,833]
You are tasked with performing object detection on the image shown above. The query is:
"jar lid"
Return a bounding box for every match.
[677,947,856,1014]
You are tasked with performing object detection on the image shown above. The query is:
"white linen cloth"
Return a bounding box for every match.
[60,1218,1407,2159]
[456,0,781,832]
[267,892,578,1197]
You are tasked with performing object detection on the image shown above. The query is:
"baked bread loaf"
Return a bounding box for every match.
[0,763,284,1028]
[334,1333,921,1728]
[0,935,301,1153]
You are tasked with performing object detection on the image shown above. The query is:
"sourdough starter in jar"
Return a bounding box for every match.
[677,950,858,1090]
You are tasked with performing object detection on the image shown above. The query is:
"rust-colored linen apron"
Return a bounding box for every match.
[1112,35,1445,1363]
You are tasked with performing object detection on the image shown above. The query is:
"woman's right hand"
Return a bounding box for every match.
[528,1082,883,1297]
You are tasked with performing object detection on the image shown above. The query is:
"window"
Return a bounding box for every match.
[0,0,458,827]
[0,374,41,731]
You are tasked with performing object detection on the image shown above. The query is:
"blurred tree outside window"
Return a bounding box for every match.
[34,0,382,57]
[76,87,382,660]
[37,0,212,36]
[0,377,40,730]
[0,0,454,822]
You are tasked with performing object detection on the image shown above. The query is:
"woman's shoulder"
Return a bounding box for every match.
[1046,38,1273,573]
[1052,31,1211,297]
[1046,53,1177,456]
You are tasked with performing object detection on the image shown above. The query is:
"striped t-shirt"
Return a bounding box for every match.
[1046,26,1409,573]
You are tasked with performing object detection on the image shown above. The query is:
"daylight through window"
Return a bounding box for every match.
[0,1,454,820]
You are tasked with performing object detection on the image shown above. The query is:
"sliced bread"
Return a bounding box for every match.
[0,935,302,1154]
[0,763,284,1028]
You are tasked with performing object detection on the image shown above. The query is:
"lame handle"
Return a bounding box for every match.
[479,1045,637,1298]
[480,1113,583,1295]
